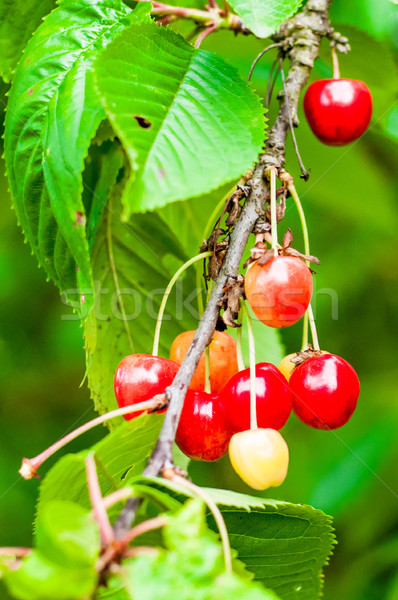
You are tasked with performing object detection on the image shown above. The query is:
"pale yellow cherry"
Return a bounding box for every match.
[278,353,297,381]
[229,428,289,490]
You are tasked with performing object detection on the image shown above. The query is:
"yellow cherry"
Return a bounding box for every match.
[229,428,289,490]
[278,353,297,381]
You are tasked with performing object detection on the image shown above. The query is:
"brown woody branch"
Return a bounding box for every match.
[114,0,332,538]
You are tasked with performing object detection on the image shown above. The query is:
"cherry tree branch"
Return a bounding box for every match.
[114,0,332,538]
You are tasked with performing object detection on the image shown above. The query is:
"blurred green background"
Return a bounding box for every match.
[1,0,397,598]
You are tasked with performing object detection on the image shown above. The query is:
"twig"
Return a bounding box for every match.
[19,395,165,480]
[114,0,333,538]
[146,1,249,34]
[85,454,114,547]
[121,516,167,547]
[0,547,31,558]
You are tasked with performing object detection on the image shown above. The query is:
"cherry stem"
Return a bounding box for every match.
[307,303,320,351]
[240,298,257,430]
[195,23,218,48]
[332,46,340,79]
[19,396,164,480]
[236,308,245,371]
[120,515,167,548]
[102,488,134,511]
[85,454,115,547]
[287,181,310,350]
[0,548,31,558]
[152,251,212,357]
[279,59,309,181]
[164,471,232,573]
[247,43,282,82]
[269,166,279,256]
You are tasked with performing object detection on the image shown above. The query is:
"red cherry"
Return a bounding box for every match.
[290,353,360,430]
[176,391,232,461]
[114,354,179,420]
[304,79,372,146]
[219,362,293,432]
[170,330,238,393]
[245,256,312,328]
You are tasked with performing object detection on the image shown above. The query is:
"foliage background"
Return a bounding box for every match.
[0,0,397,598]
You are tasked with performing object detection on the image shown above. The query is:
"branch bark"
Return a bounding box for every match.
[114,0,332,538]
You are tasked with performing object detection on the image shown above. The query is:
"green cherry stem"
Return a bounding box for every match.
[19,396,165,480]
[307,303,320,351]
[196,259,205,317]
[287,181,311,350]
[152,251,212,357]
[165,471,232,574]
[269,167,279,256]
[240,298,257,430]
[236,307,245,371]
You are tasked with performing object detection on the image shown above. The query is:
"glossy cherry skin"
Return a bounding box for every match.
[290,353,360,430]
[170,330,239,393]
[304,79,372,146]
[176,391,233,461]
[114,354,179,420]
[219,362,293,432]
[245,257,313,328]
[229,428,289,490]
[278,353,297,381]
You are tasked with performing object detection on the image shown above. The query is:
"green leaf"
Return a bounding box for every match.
[35,501,100,568]
[0,0,56,83]
[5,552,98,600]
[227,0,302,38]
[5,501,99,600]
[95,18,265,215]
[100,499,280,600]
[330,0,398,43]
[84,175,199,416]
[4,0,137,315]
[37,414,164,515]
[134,479,335,600]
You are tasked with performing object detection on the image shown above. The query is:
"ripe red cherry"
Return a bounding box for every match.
[114,354,179,420]
[290,353,360,430]
[170,330,238,393]
[304,79,372,146]
[219,362,293,432]
[245,257,312,328]
[176,391,232,461]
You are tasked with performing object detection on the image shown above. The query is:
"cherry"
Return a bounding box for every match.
[245,256,313,328]
[278,353,297,381]
[219,362,293,432]
[229,428,289,490]
[290,353,360,430]
[304,79,372,146]
[176,390,232,461]
[114,354,179,420]
[170,330,239,393]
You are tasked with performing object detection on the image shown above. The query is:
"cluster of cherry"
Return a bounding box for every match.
[113,68,370,491]
[114,253,360,491]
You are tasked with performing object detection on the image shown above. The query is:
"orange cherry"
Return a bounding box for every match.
[170,330,239,393]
